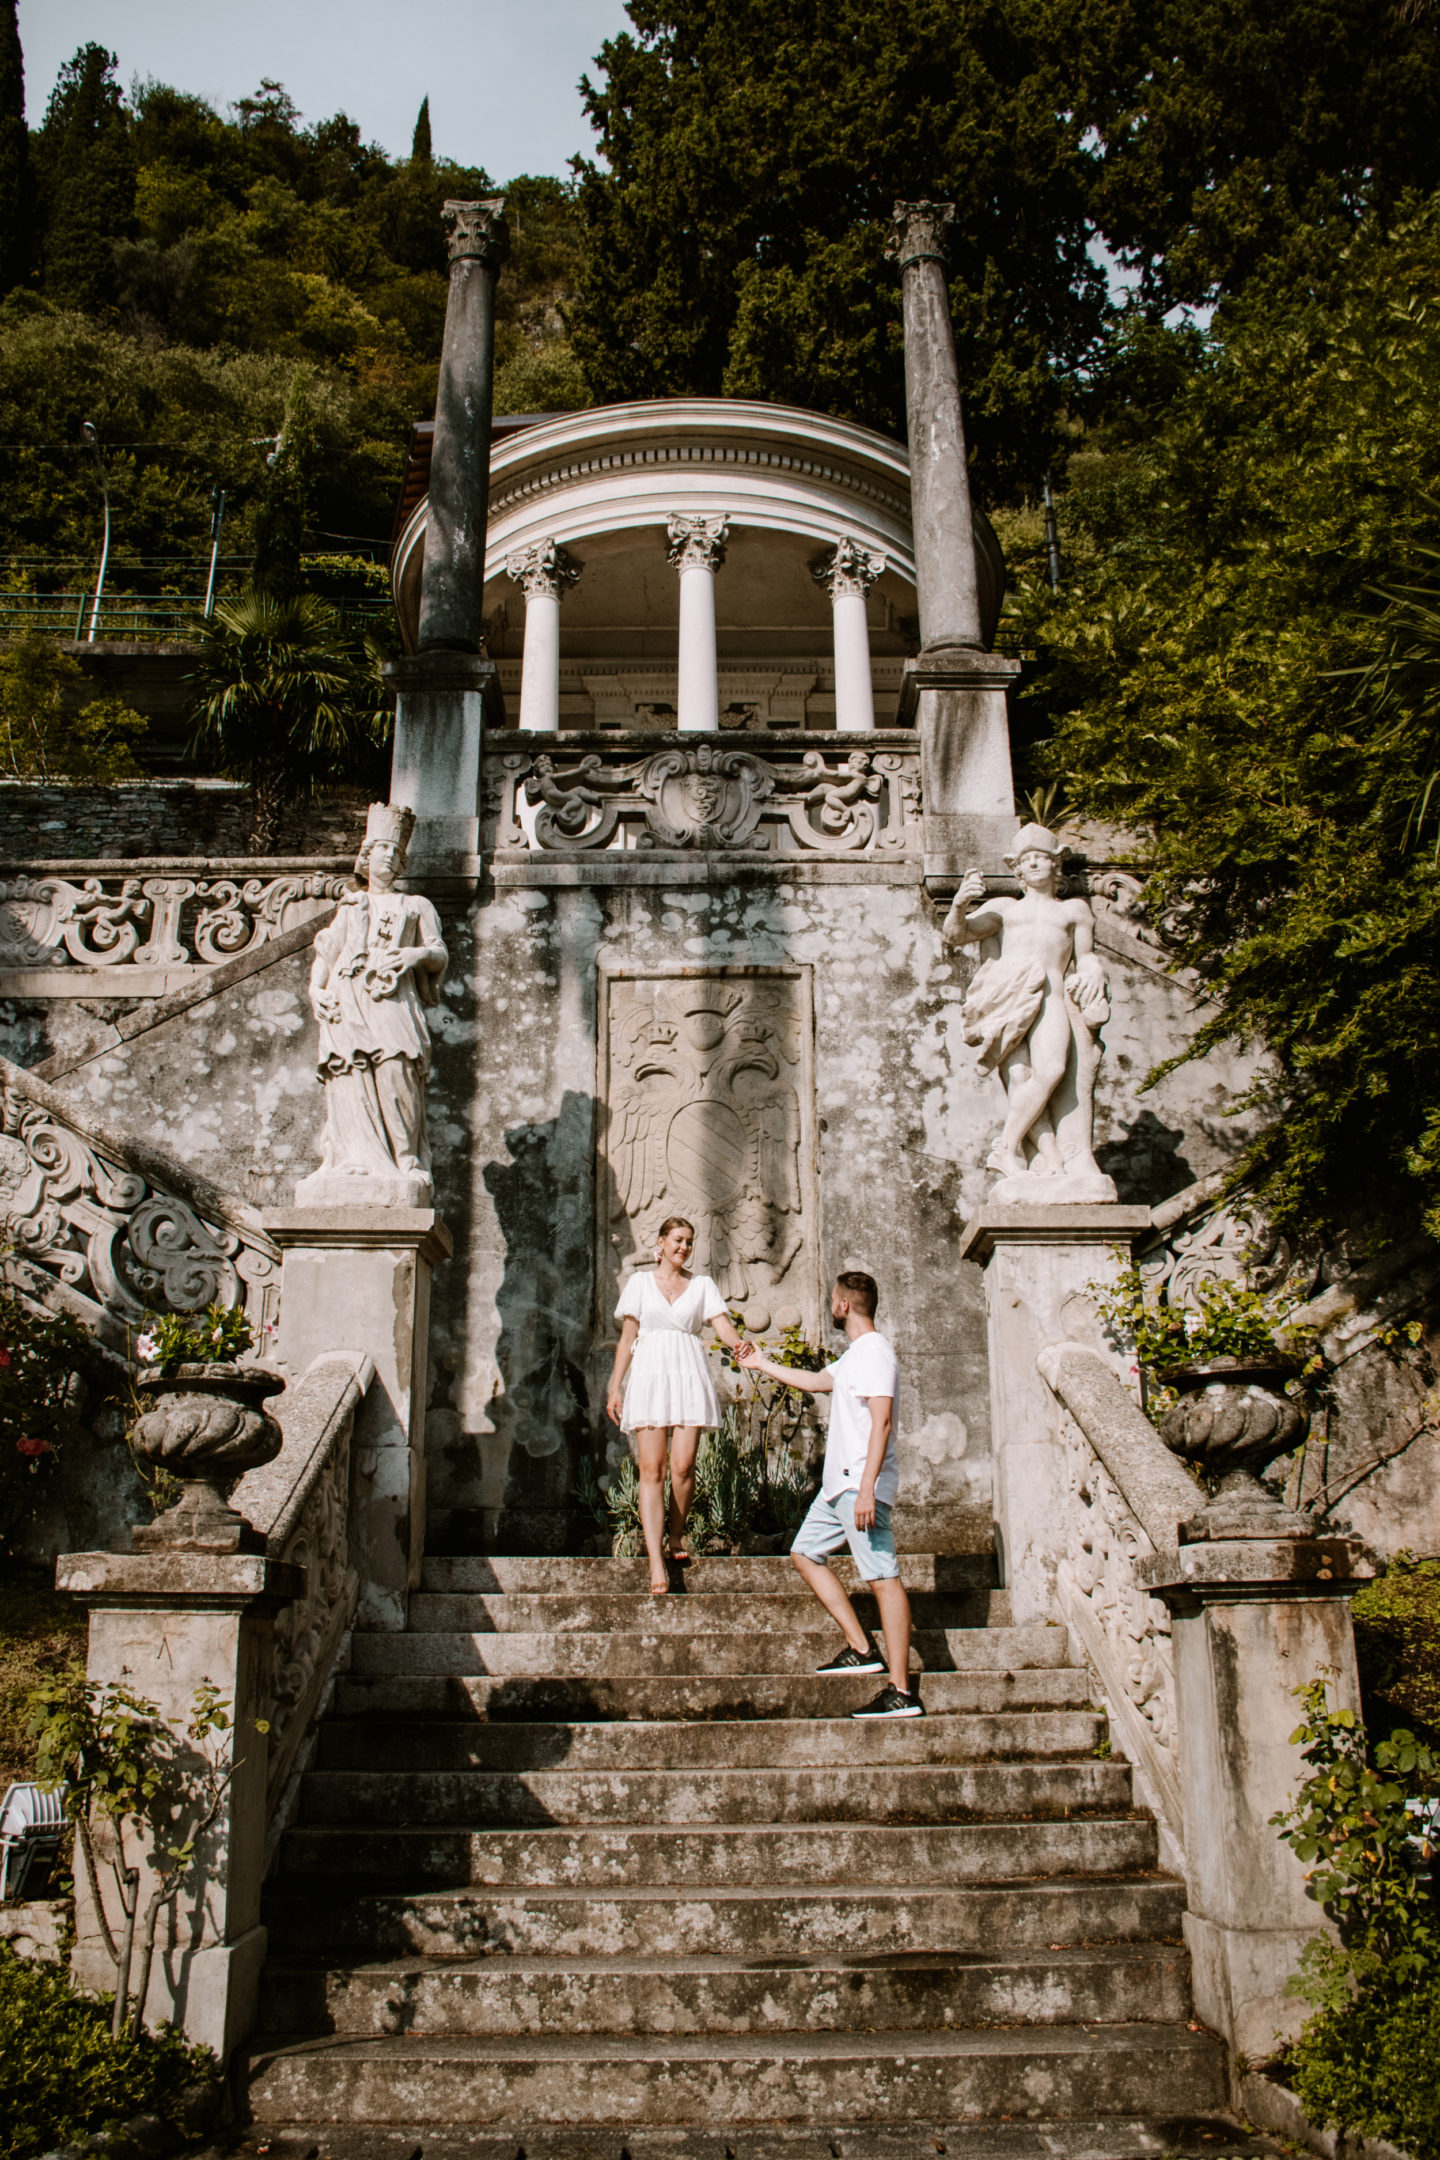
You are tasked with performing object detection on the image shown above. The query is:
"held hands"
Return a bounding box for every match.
[735,1341,764,1371]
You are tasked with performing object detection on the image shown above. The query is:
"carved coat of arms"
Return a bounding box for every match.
[600,971,817,1331]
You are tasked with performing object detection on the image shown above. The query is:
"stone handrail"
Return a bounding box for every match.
[229,1350,374,1830]
[1036,1340,1199,1850]
[0,1059,281,1354]
[0,864,351,981]
[486,729,921,858]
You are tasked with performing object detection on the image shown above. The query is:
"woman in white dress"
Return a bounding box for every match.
[605,1216,744,1593]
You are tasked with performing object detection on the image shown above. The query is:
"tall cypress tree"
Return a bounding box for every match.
[0,0,29,294]
[37,44,135,310]
[252,370,318,599]
[411,94,432,166]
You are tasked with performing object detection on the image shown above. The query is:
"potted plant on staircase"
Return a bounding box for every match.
[129,1304,283,1553]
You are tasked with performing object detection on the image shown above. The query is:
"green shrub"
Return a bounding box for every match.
[0,1285,91,1556]
[0,1944,212,2160]
[1272,1681,1440,2154]
[1352,1552,1440,1744]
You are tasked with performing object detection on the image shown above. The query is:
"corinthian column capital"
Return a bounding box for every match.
[813,536,886,602]
[506,538,581,602]
[442,197,511,271]
[667,513,729,575]
[885,200,956,272]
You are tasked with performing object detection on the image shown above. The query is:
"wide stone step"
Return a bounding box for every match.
[406,1590,1008,1633]
[297,1760,1132,1829]
[315,1710,1106,1773]
[346,1624,1071,1679]
[422,1554,999,1595]
[258,1942,1192,2039]
[262,1873,1187,1964]
[243,2021,1227,2127]
[331,1667,1097,1724]
[199,2118,1277,2160]
[276,1816,1160,1893]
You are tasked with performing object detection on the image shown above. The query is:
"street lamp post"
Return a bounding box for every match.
[203,487,227,619]
[82,421,110,644]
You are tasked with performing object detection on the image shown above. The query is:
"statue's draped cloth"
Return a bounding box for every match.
[313,889,445,1183]
[962,956,1048,1073]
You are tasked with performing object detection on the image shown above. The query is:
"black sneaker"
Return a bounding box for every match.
[815,1641,886,1675]
[851,1683,924,1719]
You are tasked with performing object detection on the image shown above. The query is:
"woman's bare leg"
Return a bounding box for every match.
[635,1427,670,1590]
[667,1426,701,1556]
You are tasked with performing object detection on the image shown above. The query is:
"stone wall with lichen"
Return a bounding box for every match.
[0,782,369,862]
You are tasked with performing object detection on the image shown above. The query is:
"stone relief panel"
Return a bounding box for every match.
[597,966,820,1340]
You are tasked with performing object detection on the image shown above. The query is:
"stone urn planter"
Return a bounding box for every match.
[129,1363,284,1554]
[1157,1353,1312,1538]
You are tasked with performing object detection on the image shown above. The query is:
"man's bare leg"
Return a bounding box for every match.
[870,1577,913,1693]
[792,1552,870,1653]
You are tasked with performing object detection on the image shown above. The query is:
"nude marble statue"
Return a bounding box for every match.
[942,822,1116,1202]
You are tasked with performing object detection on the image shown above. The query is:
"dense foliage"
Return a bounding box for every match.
[1352,1553,1440,1744]
[0,1945,212,2160]
[571,0,1440,499]
[1019,203,1440,1244]
[1273,1684,1440,2153]
[0,637,146,778]
[0,37,587,594]
[0,1286,90,1555]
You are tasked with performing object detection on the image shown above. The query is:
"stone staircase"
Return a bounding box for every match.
[243,1549,1232,2151]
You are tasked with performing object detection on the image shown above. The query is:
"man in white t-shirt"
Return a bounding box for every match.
[737,1271,920,1719]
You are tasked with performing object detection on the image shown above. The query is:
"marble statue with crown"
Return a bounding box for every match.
[296,802,449,1207]
[942,822,1117,1204]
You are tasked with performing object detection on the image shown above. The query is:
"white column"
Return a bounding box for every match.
[814,537,885,731]
[506,539,579,732]
[667,513,728,732]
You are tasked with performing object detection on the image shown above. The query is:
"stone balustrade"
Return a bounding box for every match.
[488,731,922,858]
[0,862,351,993]
[0,1061,280,1355]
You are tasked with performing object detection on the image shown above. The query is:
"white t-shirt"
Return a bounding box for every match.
[821,1330,900,1507]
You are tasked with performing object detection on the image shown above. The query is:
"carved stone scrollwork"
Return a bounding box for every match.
[506,538,581,603]
[812,536,886,602]
[666,513,729,575]
[511,739,920,857]
[0,1072,279,1346]
[0,871,349,975]
[885,200,957,270]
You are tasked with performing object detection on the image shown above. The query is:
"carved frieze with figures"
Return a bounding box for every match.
[598,967,820,1340]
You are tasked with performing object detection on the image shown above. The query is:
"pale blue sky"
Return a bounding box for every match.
[18,1,634,177]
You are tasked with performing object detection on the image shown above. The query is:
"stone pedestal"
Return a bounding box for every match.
[906,651,1021,884]
[56,1550,303,2059]
[1142,1537,1371,2060]
[961,1203,1150,1619]
[264,1207,452,1629]
[387,650,505,887]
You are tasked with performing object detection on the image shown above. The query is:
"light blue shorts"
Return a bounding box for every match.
[791,1489,900,1581]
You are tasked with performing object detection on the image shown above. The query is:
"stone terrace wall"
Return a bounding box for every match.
[0,781,370,861]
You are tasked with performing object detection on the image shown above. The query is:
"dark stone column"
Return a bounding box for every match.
[418,197,510,654]
[886,201,983,656]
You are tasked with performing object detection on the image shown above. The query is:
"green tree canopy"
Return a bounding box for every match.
[1016,203,1440,1242]
[34,43,136,311]
[0,1,29,296]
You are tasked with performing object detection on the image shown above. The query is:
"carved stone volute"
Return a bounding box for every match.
[667,514,729,575]
[885,200,957,271]
[813,537,886,602]
[442,197,510,270]
[507,539,581,602]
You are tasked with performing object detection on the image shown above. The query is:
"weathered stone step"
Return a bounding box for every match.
[258,1942,1192,2039]
[422,1554,999,1595]
[407,1590,1008,1634]
[275,1816,1161,1894]
[315,1710,1106,1773]
[209,2117,1274,2160]
[331,1667,1097,1724]
[346,1623,1072,1679]
[243,2021,1227,2127]
[265,1874,1184,1964]
[297,1760,1132,1829]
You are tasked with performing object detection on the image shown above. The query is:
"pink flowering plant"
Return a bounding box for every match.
[133,1302,256,1375]
[0,1282,90,1552]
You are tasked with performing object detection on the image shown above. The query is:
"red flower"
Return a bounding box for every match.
[0,1349,11,1368]
[16,1436,51,1458]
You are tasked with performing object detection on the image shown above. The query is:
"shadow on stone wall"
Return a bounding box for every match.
[1097,1109,1196,1207]
[479,1089,601,1554]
